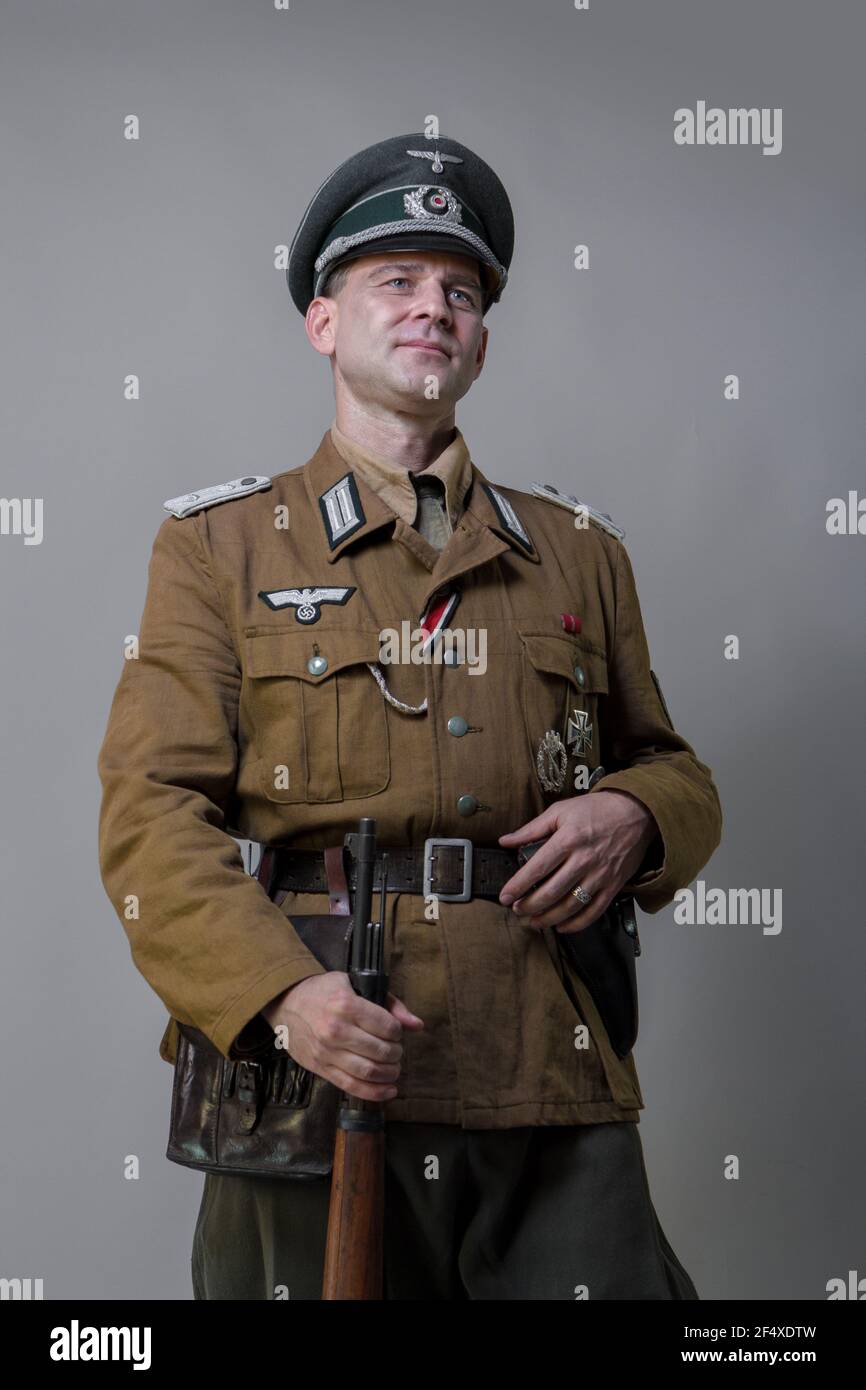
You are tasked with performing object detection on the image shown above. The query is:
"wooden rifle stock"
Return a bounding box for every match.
[322,818,388,1300]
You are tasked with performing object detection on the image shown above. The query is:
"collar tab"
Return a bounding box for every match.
[318,472,366,549]
[480,482,537,558]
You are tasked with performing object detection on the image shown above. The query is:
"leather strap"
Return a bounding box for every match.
[271,843,522,901]
[323,845,351,916]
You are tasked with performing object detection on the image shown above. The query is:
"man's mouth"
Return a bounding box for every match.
[398,341,451,358]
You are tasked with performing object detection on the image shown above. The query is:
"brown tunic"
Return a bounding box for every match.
[96,427,722,1127]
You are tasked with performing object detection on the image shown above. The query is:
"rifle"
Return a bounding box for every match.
[321,816,389,1300]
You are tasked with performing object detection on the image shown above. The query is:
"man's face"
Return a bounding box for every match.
[307,250,489,412]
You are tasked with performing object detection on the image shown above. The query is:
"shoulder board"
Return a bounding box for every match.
[530,481,625,540]
[163,474,272,519]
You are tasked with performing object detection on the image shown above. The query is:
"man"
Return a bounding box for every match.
[97,131,722,1300]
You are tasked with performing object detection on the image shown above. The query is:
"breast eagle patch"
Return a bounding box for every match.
[257,585,356,624]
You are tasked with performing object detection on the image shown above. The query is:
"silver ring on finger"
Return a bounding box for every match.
[571,883,592,905]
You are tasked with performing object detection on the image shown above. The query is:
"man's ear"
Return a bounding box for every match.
[474,323,489,376]
[305,296,337,359]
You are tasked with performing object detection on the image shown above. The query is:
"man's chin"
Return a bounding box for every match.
[380,367,456,405]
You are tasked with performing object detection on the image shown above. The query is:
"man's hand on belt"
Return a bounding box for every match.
[497,791,659,933]
[261,974,425,1104]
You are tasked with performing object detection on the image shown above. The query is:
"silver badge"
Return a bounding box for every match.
[536,730,568,793]
[567,708,594,757]
[405,148,464,175]
[403,185,463,224]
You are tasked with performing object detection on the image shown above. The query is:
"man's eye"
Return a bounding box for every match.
[383,277,475,304]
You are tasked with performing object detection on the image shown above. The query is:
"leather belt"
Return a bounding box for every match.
[269,838,522,904]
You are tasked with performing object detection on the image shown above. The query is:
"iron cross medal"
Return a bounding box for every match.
[566,708,593,757]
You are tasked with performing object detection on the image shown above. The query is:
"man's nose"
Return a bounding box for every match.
[412,281,453,323]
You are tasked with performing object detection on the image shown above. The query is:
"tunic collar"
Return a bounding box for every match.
[302,428,537,564]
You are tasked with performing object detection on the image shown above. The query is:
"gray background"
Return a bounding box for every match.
[1,0,863,1300]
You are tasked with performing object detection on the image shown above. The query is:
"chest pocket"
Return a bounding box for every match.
[241,628,390,804]
[517,629,609,782]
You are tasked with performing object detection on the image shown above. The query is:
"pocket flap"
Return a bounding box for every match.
[244,628,384,682]
[518,631,608,693]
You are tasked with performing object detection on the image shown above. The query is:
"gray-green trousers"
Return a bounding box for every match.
[191,1120,699,1301]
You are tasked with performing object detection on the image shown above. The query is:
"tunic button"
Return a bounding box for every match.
[443,648,461,666]
[307,654,328,675]
[457,794,478,816]
[573,662,586,687]
[447,716,469,737]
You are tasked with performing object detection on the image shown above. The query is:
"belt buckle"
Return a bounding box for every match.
[423,837,473,902]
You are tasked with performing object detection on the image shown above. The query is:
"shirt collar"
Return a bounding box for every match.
[328,419,474,529]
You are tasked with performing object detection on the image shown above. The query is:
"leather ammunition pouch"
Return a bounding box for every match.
[166,911,353,1180]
